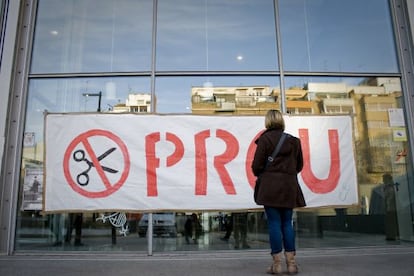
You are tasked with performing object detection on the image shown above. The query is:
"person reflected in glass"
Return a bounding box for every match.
[51,213,64,246]
[30,176,41,193]
[252,109,306,274]
[233,212,250,249]
[220,213,233,242]
[184,213,202,244]
[220,212,250,249]
[382,173,399,241]
[65,213,84,246]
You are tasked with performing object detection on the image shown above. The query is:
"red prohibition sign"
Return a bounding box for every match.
[63,129,130,198]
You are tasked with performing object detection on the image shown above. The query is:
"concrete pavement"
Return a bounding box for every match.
[1,245,414,276]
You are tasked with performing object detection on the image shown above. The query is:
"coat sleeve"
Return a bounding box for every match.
[251,137,268,176]
[296,137,304,173]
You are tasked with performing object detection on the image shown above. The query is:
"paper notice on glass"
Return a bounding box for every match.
[393,128,407,142]
[22,168,43,211]
[23,132,35,147]
[388,108,405,127]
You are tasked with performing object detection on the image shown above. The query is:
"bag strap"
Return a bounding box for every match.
[263,132,287,171]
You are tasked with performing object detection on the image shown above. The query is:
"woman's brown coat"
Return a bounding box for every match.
[251,128,306,209]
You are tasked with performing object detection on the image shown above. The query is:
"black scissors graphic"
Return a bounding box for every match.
[73,147,119,186]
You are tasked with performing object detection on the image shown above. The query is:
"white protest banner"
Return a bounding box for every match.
[44,113,358,212]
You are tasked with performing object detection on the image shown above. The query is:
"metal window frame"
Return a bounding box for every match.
[390,0,414,225]
[0,0,37,254]
[2,0,414,255]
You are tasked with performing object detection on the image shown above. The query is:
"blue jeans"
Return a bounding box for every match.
[264,206,295,254]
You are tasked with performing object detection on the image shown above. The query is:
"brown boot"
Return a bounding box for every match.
[284,251,298,274]
[266,253,282,274]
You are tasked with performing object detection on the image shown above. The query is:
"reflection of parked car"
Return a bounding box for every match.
[138,213,177,237]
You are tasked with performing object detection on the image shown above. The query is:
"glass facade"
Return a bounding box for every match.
[279,0,398,72]
[11,0,414,253]
[31,0,153,73]
[156,0,278,71]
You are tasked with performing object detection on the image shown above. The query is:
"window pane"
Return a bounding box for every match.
[31,0,153,73]
[18,0,414,253]
[24,77,150,146]
[17,77,150,251]
[280,0,399,73]
[157,0,278,71]
[284,76,410,242]
[156,76,280,113]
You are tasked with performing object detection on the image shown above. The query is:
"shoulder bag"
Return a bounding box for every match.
[254,133,287,203]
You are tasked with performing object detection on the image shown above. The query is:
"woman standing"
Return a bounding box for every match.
[252,110,306,274]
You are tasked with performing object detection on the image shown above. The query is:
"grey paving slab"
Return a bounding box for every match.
[1,246,414,276]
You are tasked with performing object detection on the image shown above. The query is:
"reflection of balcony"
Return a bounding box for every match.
[286,100,320,114]
[191,97,279,114]
[235,96,255,107]
[110,93,151,113]
[216,102,236,112]
[191,85,278,114]
[192,95,275,106]
[255,101,279,109]
[323,98,354,114]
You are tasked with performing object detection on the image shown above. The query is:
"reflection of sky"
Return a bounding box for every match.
[156,0,278,71]
[31,0,398,73]
[25,77,150,141]
[31,0,153,73]
[279,0,398,72]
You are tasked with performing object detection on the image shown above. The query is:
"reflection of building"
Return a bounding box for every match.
[354,79,403,178]
[112,93,151,113]
[191,86,278,115]
[304,78,403,185]
[282,87,321,114]
[191,78,405,217]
